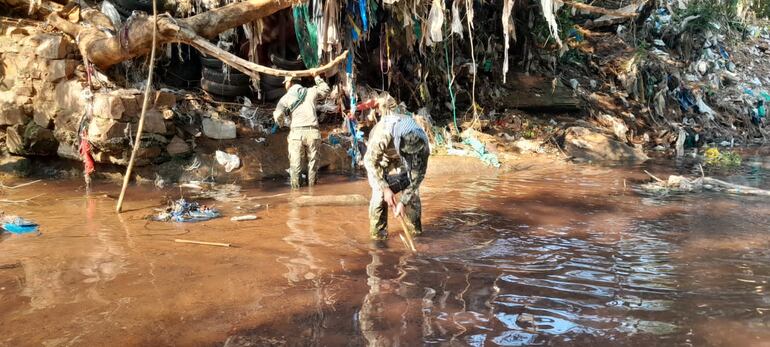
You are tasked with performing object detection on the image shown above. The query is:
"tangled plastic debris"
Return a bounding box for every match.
[153,199,221,223]
[462,136,501,168]
[1,216,39,234]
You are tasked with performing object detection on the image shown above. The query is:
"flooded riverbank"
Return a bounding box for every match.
[1,155,769,346]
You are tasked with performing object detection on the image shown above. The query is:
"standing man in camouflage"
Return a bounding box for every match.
[363,95,430,240]
[273,74,330,189]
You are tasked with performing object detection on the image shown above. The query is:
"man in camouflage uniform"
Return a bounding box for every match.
[273,74,330,189]
[363,95,430,240]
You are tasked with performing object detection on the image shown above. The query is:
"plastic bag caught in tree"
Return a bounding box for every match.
[293,4,319,68]
[540,0,563,48]
[465,0,474,30]
[321,0,340,53]
[100,1,122,29]
[427,0,444,46]
[451,0,463,38]
[502,0,516,83]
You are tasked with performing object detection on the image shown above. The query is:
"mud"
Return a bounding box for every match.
[1,155,770,346]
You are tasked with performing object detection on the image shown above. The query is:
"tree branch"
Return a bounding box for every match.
[48,0,297,69]
[562,0,640,18]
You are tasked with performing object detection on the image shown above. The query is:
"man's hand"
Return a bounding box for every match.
[383,187,396,208]
[393,202,405,218]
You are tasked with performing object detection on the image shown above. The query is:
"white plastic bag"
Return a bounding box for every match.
[502,0,515,83]
[540,0,563,48]
[427,0,444,46]
[100,1,123,29]
[451,0,463,38]
[215,150,241,172]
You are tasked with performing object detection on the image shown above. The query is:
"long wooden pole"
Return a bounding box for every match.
[115,0,158,213]
[397,215,417,253]
[175,239,231,247]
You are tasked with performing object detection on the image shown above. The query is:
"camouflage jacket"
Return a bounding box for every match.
[273,76,330,128]
[364,115,429,204]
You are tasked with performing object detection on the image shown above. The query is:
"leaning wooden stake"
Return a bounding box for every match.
[116,0,158,213]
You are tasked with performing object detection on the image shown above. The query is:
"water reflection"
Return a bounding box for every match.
[347,163,770,346]
[2,156,770,346]
[279,193,327,284]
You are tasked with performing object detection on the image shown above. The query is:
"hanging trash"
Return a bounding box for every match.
[501,0,515,83]
[1,216,39,234]
[427,0,444,46]
[153,199,221,223]
[413,15,422,41]
[451,0,463,39]
[100,1,123,30]
[358,0,368,33]
[539,0,563,48]
[311,0,324,58]
[465,0,474,30]
[293,3,320,68]
[215,150,241,172]
[321,0,340,53]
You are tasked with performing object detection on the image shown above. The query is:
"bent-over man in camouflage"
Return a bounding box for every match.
[273,74,330,189]
[363,95,430,240]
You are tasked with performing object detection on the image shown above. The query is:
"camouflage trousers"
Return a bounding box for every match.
[288,127,321,189]
[367,169,422,240]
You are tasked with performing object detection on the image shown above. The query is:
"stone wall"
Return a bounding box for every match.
[0,25,350,181]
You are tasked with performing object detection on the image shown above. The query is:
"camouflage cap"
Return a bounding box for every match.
[399,131,426,155]
[393,117,428,155]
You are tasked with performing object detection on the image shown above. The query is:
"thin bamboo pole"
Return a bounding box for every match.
[116,0,158,213]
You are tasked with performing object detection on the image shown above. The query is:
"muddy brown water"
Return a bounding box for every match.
[1,155,770,346]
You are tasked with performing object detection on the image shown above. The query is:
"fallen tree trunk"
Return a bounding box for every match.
[47,0,294,69]
[562,0,640,18]
[46,0,347,78]
[642,172,770,197]
[184,29,348,80]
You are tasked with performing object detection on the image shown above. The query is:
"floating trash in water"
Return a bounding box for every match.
[153,199,221,223]
[230,215,257,222]
[1,216,39,234]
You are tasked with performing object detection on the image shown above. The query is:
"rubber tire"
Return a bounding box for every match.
[162,70,201,89]
[200,55,224,69]
[202,68,250,85]
[260,73,285,89]
[270,54,305,70]
[161,44,201,88]
[112,1,134,18]
[114,0,159,13]
[263,87,286,102]
[201,79,251,97]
